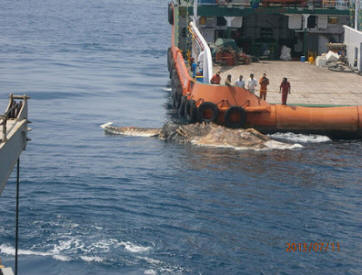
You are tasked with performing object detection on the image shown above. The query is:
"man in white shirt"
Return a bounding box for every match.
[235,75,245,89]
[198,51,204,71]
[247,73,258,94]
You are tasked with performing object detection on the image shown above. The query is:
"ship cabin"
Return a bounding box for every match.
[173,0,356,61]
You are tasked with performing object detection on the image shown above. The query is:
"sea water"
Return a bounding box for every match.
[0,0,361,274]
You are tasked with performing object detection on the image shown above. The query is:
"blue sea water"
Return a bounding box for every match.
[0,0,361,274]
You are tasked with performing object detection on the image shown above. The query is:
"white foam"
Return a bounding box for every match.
[0,244,69,262]
[270,132,331,143]
[80,255,103,263]
[144,270,157,275]
[52,255,71,262]
[190,139,302,151]
[137,256,162,265]
[0,244,51,257]
[264,140,303,150]
[119,241,151,253]
[162,87,172,92]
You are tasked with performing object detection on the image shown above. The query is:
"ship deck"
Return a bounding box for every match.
[214,61,362,105]
[0,120,16,141]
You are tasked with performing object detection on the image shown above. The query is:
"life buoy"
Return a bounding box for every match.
[178,96,187,117]
[168,3,174,25]
[224,106,247,128]
[185,99,197,123]
[197,102,219,123]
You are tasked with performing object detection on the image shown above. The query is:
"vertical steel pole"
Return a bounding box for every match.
[15,158,20,275]
[193,0,198,26]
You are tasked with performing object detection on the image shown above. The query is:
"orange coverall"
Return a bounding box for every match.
[259,77,269,100]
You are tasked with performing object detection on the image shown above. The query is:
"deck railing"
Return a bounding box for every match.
[196,0,350,9]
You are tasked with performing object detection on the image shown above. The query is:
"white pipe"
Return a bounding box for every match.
[189,22,213,83]
[193,0,198,26]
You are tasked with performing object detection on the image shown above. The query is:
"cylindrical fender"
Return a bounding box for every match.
[167,47,173,72]
[178,96,187,117]
[185,99,197,123]
[224,106,247,129]
[170,68,178,84]
[173,90,182,109]
[197,102,219,123]
[168,3,174,25]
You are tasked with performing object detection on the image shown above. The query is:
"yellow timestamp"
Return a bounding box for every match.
[286,242,341,253]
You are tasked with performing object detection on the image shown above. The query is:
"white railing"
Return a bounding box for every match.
[322,0,349,10]
[196,0,250,6]
[343,25,362,71]
[189,22,213,83]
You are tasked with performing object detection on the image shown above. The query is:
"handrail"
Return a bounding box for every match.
[195,0,350,9]
[189,22,213,83]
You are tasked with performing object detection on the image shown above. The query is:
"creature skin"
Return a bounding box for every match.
[101,122,299,150]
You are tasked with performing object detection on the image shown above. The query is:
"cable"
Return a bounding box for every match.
[15,158,20,275]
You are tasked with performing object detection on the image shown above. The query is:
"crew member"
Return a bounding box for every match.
[198,51,204,71]
[211,71,221,84]
[191,58,197,78]
[280,77,291,105]
[259,73,269,100]
[225,74,232,87]
[235,75,245,89]
[247,73,258,94]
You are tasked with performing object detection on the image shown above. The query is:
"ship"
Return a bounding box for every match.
[167,0,362,137]
[0,94,30,275]
[0,94,30,194]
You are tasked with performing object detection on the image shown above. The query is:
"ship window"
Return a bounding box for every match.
[217,17,227,26]
[354,47,358,67]
[307,16,316,28]
[328,17,338,24]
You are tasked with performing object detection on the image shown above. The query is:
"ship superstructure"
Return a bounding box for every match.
[173,0,358,71]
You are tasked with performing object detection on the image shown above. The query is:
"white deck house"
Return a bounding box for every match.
[344,25,362,72]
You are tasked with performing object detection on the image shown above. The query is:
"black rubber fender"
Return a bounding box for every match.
[197,102,219,123]
[185,99,197,123]
[171,69,179,85]
[167,47,171,72]
[178,96,187,117]
[168,3,174,25]
[224,106,247,128]
[173,90,182,109]
[167,47,174,73]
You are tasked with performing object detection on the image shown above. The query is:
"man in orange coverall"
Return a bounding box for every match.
[211,71,221,84]
[259,73,269,100]
[280,77,291,105]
